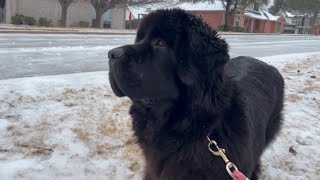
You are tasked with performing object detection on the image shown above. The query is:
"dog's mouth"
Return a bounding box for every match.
[141,98,162,105]
[132,98,174,106]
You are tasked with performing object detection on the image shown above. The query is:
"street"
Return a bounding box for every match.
[1,33,320,80]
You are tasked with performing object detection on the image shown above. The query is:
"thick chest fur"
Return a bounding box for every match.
[130,103,260,180]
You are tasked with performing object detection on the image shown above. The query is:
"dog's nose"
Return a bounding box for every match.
[108,47,125,60]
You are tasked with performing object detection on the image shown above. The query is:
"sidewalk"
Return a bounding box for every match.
[0,24,309,36]
[0,24,136,35]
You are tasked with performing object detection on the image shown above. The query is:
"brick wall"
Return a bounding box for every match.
[6,0,92,26]
[264,21,272,33]
[271,21,277,33]
[189,11,225,30]
[311,25,319,35]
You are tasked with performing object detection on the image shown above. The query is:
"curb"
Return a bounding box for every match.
[0,29,137,35]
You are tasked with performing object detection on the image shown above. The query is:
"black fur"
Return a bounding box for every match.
[108,9,284,180]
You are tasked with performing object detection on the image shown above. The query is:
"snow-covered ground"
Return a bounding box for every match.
[0,53,319,179]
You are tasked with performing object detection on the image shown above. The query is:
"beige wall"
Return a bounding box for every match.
[67,0,93,26]
[5,0,92,26]
[111,7,126,29]
[6,0,17,23]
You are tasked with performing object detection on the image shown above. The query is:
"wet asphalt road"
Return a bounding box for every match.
[1,33,320,80]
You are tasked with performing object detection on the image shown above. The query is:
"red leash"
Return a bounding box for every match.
[233,170,249,180]
[207,136,250,180]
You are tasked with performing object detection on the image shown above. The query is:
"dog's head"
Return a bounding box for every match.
[108,9,229,105]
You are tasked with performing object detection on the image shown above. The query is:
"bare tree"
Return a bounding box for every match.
[91,0,169,28]
[58,0,77,27]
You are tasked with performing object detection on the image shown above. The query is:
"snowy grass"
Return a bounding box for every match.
[0,53,319,179]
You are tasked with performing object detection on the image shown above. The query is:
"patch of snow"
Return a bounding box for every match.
[175,1,225,11]
[0,53,319,179]
[128,0,225,19]
[245,10,269,20]
[0,46,115,54]
[128,6,151,19]
[0,119,11,132]
[259,53,320,179]
[0,159,37,179]
[262,10,279,21]
[286,11,295,18]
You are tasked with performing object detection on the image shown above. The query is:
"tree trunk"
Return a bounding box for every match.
[224,0,232,31]
[94,10,103,28]
[230,0,239,16]
[61,6,68,27]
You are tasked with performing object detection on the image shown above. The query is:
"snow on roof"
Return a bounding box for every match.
[128,0,226,17]
[245,10,268,20]
[262,10,279,21]
[175,1,225,11]
[128,2,174,19]
[128,6,151,19]
[286,11,295,18]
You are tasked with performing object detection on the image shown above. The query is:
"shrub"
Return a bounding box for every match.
[11,15,23,25]
[235,26,246,32]
[24,16,37,26]
[79,21,89,27]
[38,17,53,27]
[219,24,229,31]
[219,25,246,32]
[70,21,90,27]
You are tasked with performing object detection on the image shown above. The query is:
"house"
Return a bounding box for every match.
[244,3,285,33]
[111,1,285,34]
[111,2,173,29]
[283,11,296,34]
[1,0,92,27]
[282,11,319,34]
[111,1,228,30]
[175,1,227,30]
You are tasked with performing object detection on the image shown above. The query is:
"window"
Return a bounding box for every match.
[235,12,241,26]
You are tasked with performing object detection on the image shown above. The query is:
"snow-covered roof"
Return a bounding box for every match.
[245,10,281,21]
[129,1,280,22]
[262,10,279,21]
[286,11,295,18]
[128,0,226,18]
[175,1,225,11]
[128,6,151,19]
[128,2,174,19]
[245,10,268,20]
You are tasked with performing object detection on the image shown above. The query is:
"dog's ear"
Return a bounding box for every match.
[177,15,229,87]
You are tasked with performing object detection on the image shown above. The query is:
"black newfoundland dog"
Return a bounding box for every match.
[108,9,284,180]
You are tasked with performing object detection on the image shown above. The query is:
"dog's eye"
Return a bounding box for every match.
[154,39,166,47]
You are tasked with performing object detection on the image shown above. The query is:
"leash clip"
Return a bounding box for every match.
[207,136,249,180]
